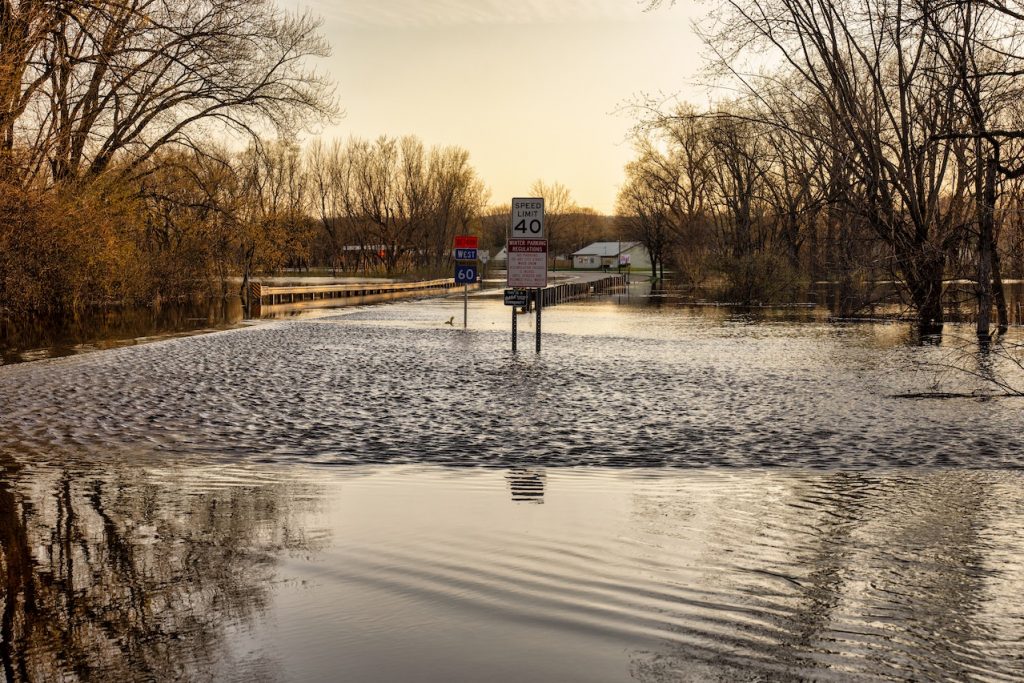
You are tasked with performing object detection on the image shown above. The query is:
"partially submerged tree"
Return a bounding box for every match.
[646,0,992,332]
[617,163,675,282]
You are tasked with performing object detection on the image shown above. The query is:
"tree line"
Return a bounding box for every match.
[624,0,1024,336]
[0,0,531,316]
[0,0,335,313]
[0,0,616,317]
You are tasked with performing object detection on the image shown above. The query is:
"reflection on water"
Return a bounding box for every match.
[506,468,546,503]
[624,470,1023,681]
[4,466,1006,682]
[0,298,243,365]
[661,280,1024,328]
[0,455,323,682]
[2,292,1024,680]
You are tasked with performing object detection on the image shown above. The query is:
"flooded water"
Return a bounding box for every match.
[0,298,244,365]
[2,291,1024,681]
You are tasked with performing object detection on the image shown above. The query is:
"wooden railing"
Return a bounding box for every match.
[528,275,627,309]
[249,278,470,315]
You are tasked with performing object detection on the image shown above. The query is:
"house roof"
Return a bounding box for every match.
[572,241,641,257]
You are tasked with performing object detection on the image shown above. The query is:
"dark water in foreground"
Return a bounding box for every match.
[1,294,1023,681]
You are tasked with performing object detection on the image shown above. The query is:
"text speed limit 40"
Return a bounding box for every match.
[511,198,545,240]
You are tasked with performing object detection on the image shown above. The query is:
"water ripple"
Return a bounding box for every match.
[2,302,1023,470]
[273,467,1024,682]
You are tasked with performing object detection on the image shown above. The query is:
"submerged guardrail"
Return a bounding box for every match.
[249,278,474,317]
[529,274,628,309]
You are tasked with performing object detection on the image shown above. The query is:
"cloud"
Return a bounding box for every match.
[317,0,652,28]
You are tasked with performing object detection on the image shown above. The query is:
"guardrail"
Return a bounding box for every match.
[249,278,470,316]
[529,274,627,309]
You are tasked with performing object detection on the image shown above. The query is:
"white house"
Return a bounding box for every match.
[571,241,651,270]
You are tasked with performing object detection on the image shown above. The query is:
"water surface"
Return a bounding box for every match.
[1,463,1021,682]
[2,294,1021,468]
[1,293,1023,681]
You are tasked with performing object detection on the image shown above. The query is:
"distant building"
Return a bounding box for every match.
[571,241,651,270]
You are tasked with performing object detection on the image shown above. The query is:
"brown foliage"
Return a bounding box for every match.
[0,0,336,314]
[0,181,151,314]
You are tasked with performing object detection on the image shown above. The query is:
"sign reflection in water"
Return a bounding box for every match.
[506,468,545,503]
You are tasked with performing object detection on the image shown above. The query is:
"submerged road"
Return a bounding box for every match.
[1,294,1023,681]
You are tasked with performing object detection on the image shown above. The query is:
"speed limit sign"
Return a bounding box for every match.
[511,198,545,239]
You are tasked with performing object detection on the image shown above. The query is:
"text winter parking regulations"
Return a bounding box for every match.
[508,197,547,289]
[507,239,547,288]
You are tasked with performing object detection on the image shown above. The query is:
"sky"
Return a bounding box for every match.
[293,0,707,214]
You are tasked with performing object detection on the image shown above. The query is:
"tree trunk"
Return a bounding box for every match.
[977,155,995,339]
[240,244,255,318]
[992,232,1009,334]
[909,253,945,336]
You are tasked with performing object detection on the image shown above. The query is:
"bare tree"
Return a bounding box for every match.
[3,0,336,186]
[530,179,577,267]
[922,0,1024,336]
[306,139,349,274]
[317,135,487,276]
[416,145,488,270]
[235,140,312,291]
[0,0,337,312]
[617,157,676,281]
[652,0,973,332]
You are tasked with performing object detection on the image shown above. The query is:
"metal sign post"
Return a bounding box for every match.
[512,307,517,352]
[504,289,528,352]
[454,235,478,330]
[535,288,542,352]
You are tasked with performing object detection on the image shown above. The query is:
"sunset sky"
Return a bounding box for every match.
[297,0,706,213]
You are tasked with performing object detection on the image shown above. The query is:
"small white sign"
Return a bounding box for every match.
[479,250,490,264]
[511,197,545,240]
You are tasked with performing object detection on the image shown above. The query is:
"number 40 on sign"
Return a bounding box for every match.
[511,198,545,239]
